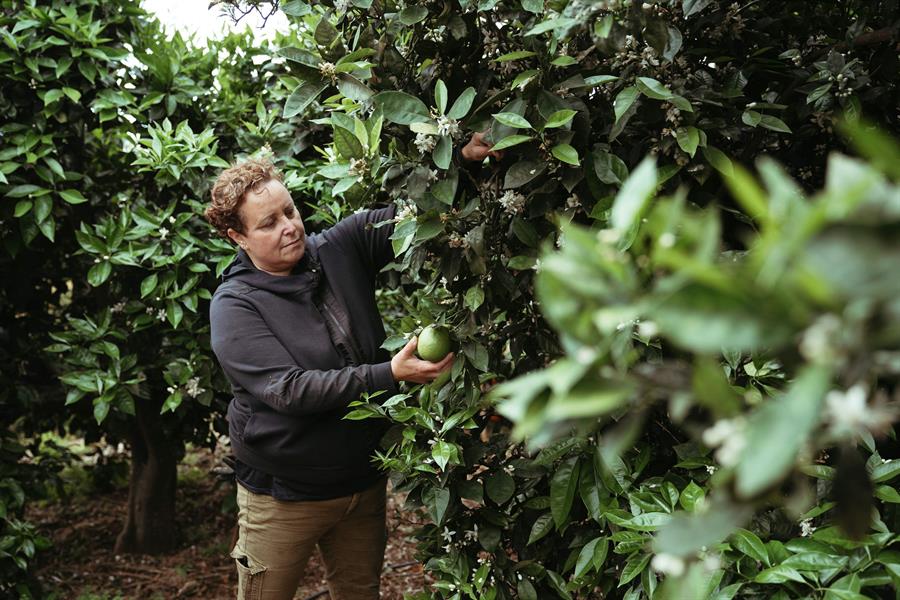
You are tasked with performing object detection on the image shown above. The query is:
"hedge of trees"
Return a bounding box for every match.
[2,0,899,598]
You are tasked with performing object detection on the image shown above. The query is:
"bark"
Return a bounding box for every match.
[114,395,178,554]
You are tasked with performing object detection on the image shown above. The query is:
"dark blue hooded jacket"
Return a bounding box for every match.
[210,205,399,499]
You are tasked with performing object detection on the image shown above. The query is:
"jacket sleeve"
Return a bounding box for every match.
[211,294,398,416]
[324,204,397,275]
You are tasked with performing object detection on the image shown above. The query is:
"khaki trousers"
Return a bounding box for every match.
[230,477,388,600]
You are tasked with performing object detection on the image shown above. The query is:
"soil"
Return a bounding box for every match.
[27,448,431,599]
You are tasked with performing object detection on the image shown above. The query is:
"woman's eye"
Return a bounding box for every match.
[285,206,295,216]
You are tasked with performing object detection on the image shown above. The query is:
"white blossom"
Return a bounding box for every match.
[799,314,842,364]
[703,418,747,467]
[498,190,526,215]
[823,384,889,438]
[185,377,205,398]
[800,519,816,537]
[651,553,686,576]
[436,115,461,139]
[110,301,127,314]
[414,132,437,154]
[156,308,167,322]
[318,61,337,83]
[158,226,169,240]
[448,232,468,249]
[348,158,368,177]
[441,527,456,543]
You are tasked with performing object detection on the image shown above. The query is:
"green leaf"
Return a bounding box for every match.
[492,112,532,129]
[494,50,537,62]
[521,0,543,13]
[6,184,41,198]
[551,144,579,166]
[575,537,603,577]
[527,512,554,545]
[166,299,184,328]
[508,255,537,270]
[277,47,320,68]
[544,109,577,129]
[754,565,805,584]
[614,86,640,124]
[283,81,328,118]
[434,79,447,114]
[619,553,651,587]
[583,74,619,86]
[610,156,657,232]
[433,135,452,170]
[636,77,674,100]
[875,485,900,503]
[682,0,713,17]
[485,471,515,505]
[676,126,700,157]
[742,110,762,127]
[447,87,476,119]
[87,262,112,287]
[872,459,900,483]
[432,440,455,470]
[423,485,451,525]
[679,481,705,511]
[465,285,484,311]
[490,135,533,151]
[334,126,365,159]
[281,0,311,16]
[517,578,538,600]
[504,160,547,189]
[33,196,52,223]
[670,94,693,112]
[372,91,431,125]
[525,17,579,37]
[93,399,110,424]
[701,145,733,176]
[13,200,32,217]
[60,189,88,204]
[736,366,832,498]
[399,6,428,25]
[759,115,792,134]
[550,457,580,529]
[731,528,770,566]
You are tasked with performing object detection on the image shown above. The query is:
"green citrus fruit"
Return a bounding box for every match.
[417,325,452,362]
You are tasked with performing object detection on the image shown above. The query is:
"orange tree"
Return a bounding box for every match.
[0,2,312,587]
[212,0,900,598]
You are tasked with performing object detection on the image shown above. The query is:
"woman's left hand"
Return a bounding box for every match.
[390,337,455,384]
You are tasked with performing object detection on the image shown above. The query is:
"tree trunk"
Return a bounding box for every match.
[114,396,177,554]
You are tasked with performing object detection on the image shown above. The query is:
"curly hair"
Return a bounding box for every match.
[205,158,284,240]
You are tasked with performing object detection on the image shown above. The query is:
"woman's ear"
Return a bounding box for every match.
[227,228,246,249]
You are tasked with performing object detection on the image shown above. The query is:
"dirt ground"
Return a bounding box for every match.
[27,448,431,599]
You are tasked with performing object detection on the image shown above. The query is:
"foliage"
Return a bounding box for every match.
[1,0,898,596]
[247,1,900,599]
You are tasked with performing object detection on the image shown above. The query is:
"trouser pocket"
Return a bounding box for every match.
[232,552,267,600]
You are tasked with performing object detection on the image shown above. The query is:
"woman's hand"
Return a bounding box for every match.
[461,131,504,162]
[390,336,454,384]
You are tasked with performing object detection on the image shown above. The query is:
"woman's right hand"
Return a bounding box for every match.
[390,336,454,384]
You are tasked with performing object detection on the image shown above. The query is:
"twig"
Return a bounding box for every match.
[386,560,419,570]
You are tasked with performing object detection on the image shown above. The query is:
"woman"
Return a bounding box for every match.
[205,133,496,600]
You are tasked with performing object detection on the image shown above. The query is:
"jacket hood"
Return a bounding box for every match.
[221,238,323,295]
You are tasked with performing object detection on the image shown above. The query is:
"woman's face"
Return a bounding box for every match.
[227,179,306,276]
